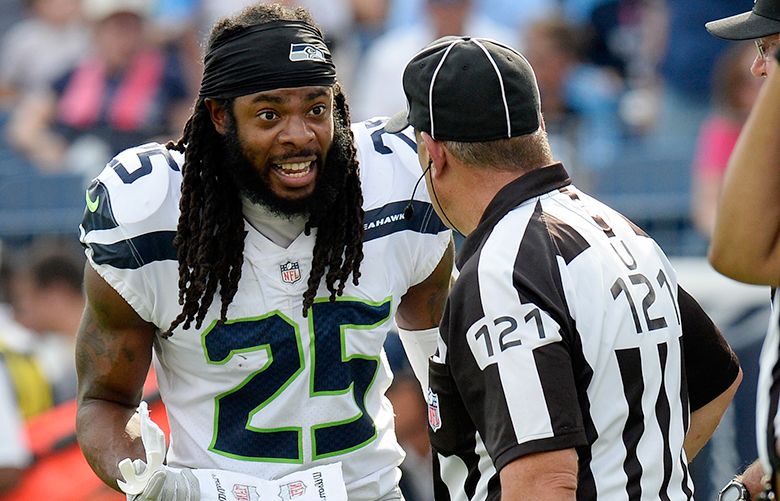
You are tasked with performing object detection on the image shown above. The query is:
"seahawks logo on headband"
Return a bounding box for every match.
[289,43,327,63]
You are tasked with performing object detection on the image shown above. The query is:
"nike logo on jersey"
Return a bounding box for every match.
[86,189,100,213]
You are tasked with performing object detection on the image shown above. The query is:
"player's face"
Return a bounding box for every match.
[227,86,334,206]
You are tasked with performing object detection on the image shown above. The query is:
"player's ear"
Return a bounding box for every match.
[204,98,228,135]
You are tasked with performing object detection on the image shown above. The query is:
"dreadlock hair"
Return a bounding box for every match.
[163,4,364,337]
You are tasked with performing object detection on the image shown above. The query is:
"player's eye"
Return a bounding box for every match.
[309,105,327,117]
[257,110,278,121]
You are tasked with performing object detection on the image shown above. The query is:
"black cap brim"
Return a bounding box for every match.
[706,11,780,40]
[385,109,410,134]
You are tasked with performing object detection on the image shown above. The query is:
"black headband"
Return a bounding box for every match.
[199,20,337,99]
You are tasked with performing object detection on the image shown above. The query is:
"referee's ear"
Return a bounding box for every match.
[420,132,448,178]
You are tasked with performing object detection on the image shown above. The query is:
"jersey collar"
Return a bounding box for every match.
[457,162,570,269]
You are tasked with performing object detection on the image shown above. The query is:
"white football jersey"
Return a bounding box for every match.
[79,118,450,500]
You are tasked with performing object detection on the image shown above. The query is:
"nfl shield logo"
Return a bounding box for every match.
[278,480,307,500]
[232,484,260,501]
[427,388,442,432]
[280,261,301,284]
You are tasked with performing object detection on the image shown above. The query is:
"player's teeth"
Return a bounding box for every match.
[276,162,310,171]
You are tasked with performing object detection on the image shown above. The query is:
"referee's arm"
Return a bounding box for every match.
[679,286,742,460]
[686,370,742,460]
[500,449,578,500]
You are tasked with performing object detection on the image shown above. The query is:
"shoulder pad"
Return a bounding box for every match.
[94,143,183,225]
[353,117,419,174]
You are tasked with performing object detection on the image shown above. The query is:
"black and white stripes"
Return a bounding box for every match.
[427,164,727,500]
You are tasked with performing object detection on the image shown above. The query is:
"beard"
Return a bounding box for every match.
[222,111,352,219]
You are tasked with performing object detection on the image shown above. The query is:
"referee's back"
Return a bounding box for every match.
[431,181,695,500]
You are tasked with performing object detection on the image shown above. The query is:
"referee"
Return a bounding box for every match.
[386,37,742,499]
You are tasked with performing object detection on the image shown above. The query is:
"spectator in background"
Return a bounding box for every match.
[351,0,514,121]
[350,0,390,52]
[153,0,365,97]
[8,238,85,405]
[0,0,88,110]
[647,0,746,171]
[690,42,762,239]
[6,0,191,178]
[0,238,85,495]
[523,16,624,190]
[383,0,551,34]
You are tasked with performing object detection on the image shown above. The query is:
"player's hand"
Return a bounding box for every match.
[126,464,200,501]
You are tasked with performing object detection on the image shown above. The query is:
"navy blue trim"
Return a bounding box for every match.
[363,201,447,242]
[81,180,118,233]
[90,230,176,269]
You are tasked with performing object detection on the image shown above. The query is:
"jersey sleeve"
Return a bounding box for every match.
[678,286,740,410]
[352,118,451,289]
[79,143,183,325]
[437,264,587,471]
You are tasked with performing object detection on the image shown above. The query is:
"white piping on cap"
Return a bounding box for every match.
[428,40,460,139]
[472,39,511,138]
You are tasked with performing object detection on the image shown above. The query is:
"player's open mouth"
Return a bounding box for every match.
[273,161,313,178]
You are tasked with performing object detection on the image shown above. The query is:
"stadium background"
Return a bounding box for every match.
[0,0,767,499]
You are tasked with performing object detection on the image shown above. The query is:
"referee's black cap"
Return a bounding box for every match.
[385,36,541,142]
[706,0,780,40]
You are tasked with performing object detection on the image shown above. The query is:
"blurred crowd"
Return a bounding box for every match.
[0,0,764,498]
[0,0,760,203]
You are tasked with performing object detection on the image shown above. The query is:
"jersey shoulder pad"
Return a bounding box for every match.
[91,142,183,225]
[352,117,424,207]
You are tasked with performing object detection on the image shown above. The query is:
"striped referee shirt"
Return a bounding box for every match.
[427,163,739,500]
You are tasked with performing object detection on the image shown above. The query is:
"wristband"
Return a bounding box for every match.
[397,326,439,391]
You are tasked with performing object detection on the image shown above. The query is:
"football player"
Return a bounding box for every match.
[75,4,452,500]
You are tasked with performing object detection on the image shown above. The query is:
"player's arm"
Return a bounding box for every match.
[500,449,578,500]
[396,239,454,329]
[394,239,454,388]
[76,264,157,490]
[708,60,780,285]
[678,286,742,460]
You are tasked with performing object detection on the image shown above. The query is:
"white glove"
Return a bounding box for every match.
[118,402,167,495]
[117,402,348,501]
[126,464,199,501]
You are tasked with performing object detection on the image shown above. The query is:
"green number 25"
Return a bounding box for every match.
[202,297,392,463]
